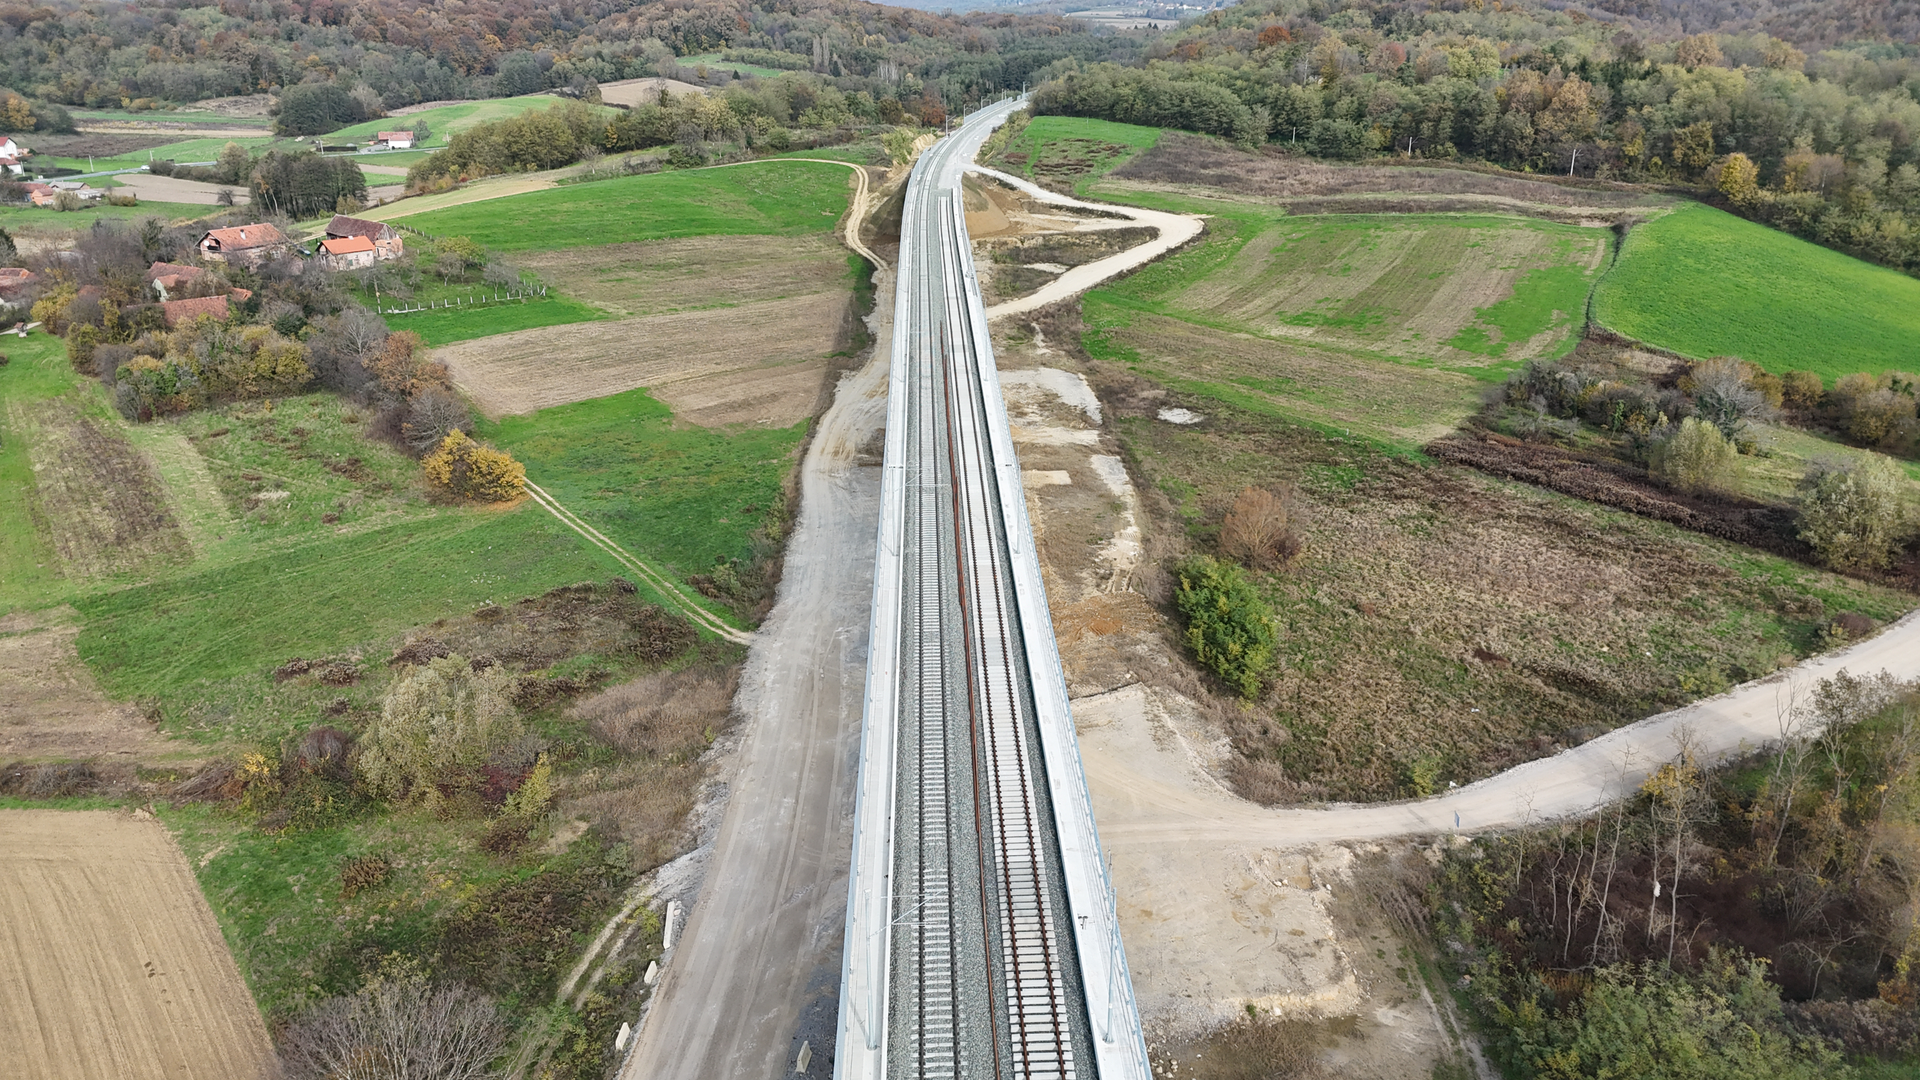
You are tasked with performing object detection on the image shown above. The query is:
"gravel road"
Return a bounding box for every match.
[619,278,894,1080]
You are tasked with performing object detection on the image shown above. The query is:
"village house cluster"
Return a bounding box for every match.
[2,215,406,328]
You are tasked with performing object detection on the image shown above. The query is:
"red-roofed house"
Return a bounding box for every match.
[159,287,251,328]
[197,223,290,268]
[0,157,21,177]
[323,215,404,261]
[145,261,208,300]
[375,131,415,149]
[318,234,377,270]
[0,267,36,301]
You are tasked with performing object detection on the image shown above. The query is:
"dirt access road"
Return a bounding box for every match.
[1091,608,1920,851]
[620,278,894,1080]
[0,810,275,1080]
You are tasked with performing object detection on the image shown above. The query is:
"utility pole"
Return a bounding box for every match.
[1568,146,1580,176]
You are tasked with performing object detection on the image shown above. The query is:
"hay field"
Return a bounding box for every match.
[0,810,275,1080]
[1593,201,1920,380]
[436,291,853,418]
[1163,214,1604,367]
[519,233,850,318]
[1084,206,1606,448]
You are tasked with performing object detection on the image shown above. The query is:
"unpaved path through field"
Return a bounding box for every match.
[0,810,274,1080]
[621,277,891,1080]
[1089,609,1920,849]
[967,166,1202,319]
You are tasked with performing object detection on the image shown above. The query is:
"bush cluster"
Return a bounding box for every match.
[1173,555,1277,699]
[421,431,525,503]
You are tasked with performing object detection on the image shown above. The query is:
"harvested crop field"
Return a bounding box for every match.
[0,607,172,762]
[0,809,275,1080]
[1158,214,1605,366]
[438,291,854,418]
[519,234,851,318]
[1107,132,1672,221]
[10,399,190,580]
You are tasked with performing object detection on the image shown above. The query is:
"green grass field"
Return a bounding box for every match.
[0,200,216,232]
[1594,202,1920,381]
[682,53,790,78]
[73,507,621,712]
[378,292,609,345]
[479,388,806,580]
[0,334,72,609]
[320,95,612,148]
[397,160,854,251]
[994,116,1162,195]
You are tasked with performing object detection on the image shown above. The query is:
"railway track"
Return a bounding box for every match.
[836,100,1149,1080]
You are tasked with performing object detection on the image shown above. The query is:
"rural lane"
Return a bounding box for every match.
[1092,608,1920,850]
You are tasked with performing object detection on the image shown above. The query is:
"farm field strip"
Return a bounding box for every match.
[0,810,275,1080]
[435,291,853,417]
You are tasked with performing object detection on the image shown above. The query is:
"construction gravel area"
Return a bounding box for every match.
[0,810,275,1080]
[436,291,853,418]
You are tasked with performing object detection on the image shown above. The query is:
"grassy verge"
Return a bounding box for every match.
[397,159,853,251]
[1594,201,1920,381]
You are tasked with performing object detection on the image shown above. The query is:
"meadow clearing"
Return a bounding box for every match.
[1594,201,1920,381]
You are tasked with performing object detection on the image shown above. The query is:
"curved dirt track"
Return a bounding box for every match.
[966,166,1202,320]
[1090,608,1920,850]
[0,810,275,1080]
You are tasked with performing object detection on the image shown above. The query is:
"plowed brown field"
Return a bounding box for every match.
[0,810,274,1080]
[437,291,853,418]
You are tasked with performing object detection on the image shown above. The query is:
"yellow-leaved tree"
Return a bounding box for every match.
[421,430,525,502]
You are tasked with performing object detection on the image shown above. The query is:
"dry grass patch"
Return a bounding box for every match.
[519,234,851,318]
[0,809,275,1080]
[1099,310,1482,447]
[1108,392,1915,802]
[1109,132,1670,221]
[10,399,190,579]
[437,292,854,417]
[0,607,173,763]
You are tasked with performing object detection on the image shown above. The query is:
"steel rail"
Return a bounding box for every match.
[837,97,1149,1080]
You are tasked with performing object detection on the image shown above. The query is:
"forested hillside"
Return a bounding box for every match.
[1028,0,1920,273]
[0,0,1136,113]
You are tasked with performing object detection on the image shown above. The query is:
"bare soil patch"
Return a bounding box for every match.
[519,234,849,318]
[1111,133,1671,221]
[596,77,709,107]
[437,292,854,418]
[0,809,275,1080]
[11,399,191,580]
[13,132,177,157]
[108,173,253,205]
[0,607,174,763]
